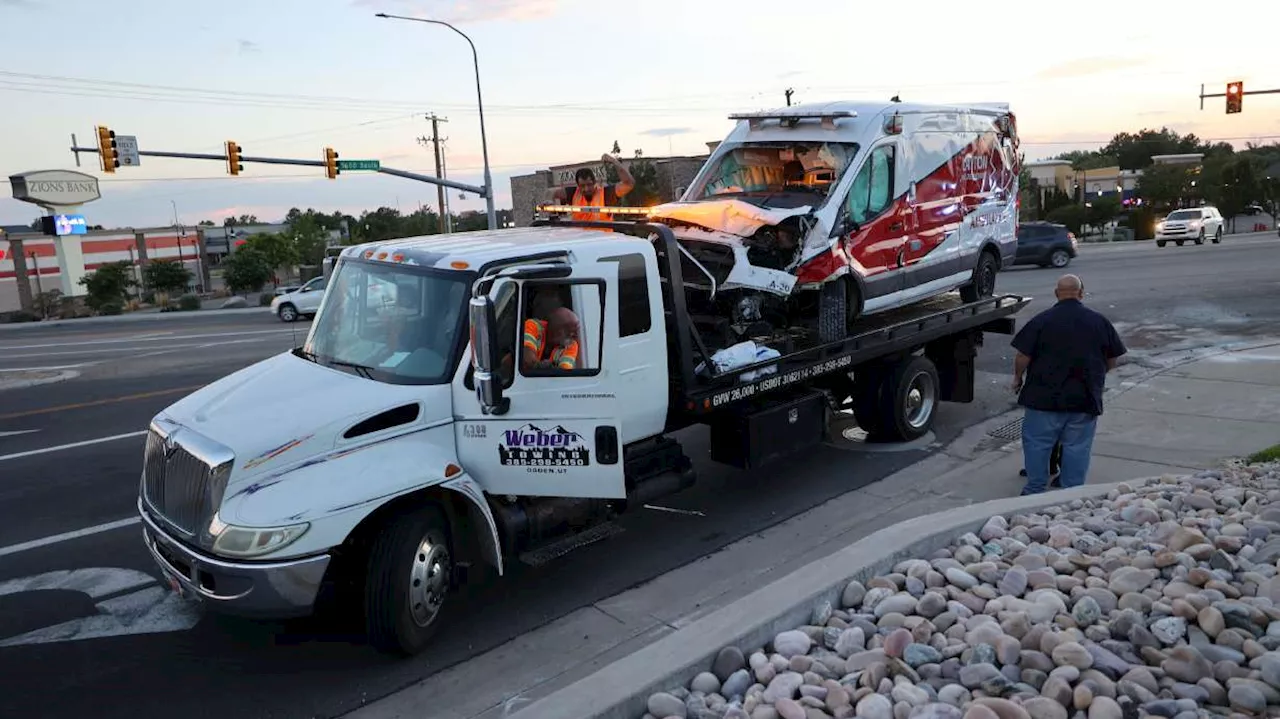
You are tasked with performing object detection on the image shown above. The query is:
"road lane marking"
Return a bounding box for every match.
[0,328,293,351]
[0,385,204,421]
[0,431,147,462]
[0,363,96,371]
[0,430,40,438]
[0,517,142,558]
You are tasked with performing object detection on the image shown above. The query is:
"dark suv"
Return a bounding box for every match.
[1013,222,1078,269]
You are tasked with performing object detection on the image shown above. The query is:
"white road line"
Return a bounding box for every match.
[0,517,142,558]
[2,336,275,359]
[0,431,147,463]
[0,328,293,351]
[0,363,97,371]
[0,430,40,438]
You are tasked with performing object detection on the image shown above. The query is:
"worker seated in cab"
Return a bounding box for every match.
[522,307,580,372]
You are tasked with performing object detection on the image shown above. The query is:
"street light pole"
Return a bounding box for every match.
[375,12,497,230]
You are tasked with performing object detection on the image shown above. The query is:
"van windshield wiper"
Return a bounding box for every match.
[325,358,376,379]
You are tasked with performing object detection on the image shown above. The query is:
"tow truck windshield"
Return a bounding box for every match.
[299,259,470,385]
[689,141,859,207]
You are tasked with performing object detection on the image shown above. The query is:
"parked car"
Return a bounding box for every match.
[270,276,327,322]
[1155,207,1223,247]
[1012,222,1077,268]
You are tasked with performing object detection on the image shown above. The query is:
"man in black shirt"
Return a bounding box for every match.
[1011,274,1126,495]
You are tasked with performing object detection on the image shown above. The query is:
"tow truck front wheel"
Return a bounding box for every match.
[364,505,453,655]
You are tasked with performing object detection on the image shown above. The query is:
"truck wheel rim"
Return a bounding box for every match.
[408,529,450,628]
[978,261,996,295]
[904,372,936,430]
[1052,251,1068,267]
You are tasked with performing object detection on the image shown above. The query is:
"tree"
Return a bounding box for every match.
[1213,158,1260,231]
[625,158,662,206]
[241,233,299,284]
[78,261,135,311]
[223,214,259,227]
[282,215,329,266]
[142,259,192,294]
[1087,195,1122,229]
[1136,164,1196,211]
[221,247,273,294]
[1055,150,1117,171]
[1099,128,1209,170]
[1045,205,1086,236]
[197,220,216,227]
[355,207,406,242]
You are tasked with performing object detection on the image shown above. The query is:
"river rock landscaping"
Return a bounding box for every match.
[643,462,1280,719]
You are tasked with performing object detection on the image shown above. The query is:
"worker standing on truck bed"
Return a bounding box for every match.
[551,154,635,221]
[1010,274,1126,495]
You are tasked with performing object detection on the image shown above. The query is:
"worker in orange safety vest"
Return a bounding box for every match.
[550,154,635,222]
[522,307,581,371]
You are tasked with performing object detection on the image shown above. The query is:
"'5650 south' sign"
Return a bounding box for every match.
[9,170,102,207]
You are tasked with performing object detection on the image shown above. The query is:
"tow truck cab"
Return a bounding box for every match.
[139,222,1026,655]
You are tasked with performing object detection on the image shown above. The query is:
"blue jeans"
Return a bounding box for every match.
[1020,408,1097,495]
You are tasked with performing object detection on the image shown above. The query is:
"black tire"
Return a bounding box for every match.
[1156,240,1166,247]
[1049,249,1071,268]
[1194,229,1205,246]
[278,303,299,322]
[852,368,887,437]
[818,280,851,344]
[1212,228,1222,244]
[364,504,453,656]
[869,355,940,442]
[959,250,998,303]
[1175,239,1185,247]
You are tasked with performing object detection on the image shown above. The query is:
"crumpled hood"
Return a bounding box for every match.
[648,199,813,237]
[158,351,453,482]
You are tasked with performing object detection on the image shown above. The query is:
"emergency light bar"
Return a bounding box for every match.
[536,204,655,216]
[728,110,856,130]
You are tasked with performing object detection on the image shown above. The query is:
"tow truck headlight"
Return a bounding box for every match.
[208,513,309,558]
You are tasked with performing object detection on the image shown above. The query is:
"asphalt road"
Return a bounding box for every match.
[0,232,1276,719]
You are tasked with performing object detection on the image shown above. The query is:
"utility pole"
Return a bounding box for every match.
[418,113,450,234]
[785,88,794,107]
[440,137,453,233]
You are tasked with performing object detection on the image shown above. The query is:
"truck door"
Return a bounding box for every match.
[453,264,627,499]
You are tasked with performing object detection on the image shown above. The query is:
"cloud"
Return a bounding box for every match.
[238,39,262,54]
[1035,56,1148,80]
[0,0,40,7]
[354,0,559,23]
[641,127,694,138]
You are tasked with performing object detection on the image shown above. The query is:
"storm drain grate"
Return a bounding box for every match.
[519,522,625,567]
[987,417,1024,441]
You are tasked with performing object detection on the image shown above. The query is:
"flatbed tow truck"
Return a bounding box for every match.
[138,218,1029,655]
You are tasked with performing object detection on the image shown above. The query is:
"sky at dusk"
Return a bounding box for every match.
[1,0,1277,229]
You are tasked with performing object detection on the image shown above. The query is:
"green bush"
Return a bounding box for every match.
[1249,444,1280,464]
[1,310,40,323]
[178,294,201,311]
[98,301,124,316]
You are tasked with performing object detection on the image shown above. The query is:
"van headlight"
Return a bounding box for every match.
[208,513,309,558]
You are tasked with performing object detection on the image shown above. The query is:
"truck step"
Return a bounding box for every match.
[517,521,625,567]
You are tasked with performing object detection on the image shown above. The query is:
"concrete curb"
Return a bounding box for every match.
[512,479,1138,719]
[0,306,273,331]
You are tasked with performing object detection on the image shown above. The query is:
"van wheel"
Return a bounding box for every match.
[959,250,998,303]
[364,504,453,656]
[818,279,854,344]
[867,355,939,442]
[278,303,299,322]
[1212,228,1222,244]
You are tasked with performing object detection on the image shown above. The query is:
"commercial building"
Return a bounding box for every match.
[509,152,711,227]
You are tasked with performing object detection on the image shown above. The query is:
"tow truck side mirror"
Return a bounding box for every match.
[469,292,509,416]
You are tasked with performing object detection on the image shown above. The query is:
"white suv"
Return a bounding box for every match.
[270,276,327,322]
[1155,206,1224,247]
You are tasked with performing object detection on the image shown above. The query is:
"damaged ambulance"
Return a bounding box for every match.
[644,101,1021,345]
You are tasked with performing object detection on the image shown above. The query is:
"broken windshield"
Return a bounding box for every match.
[688,141,859,207]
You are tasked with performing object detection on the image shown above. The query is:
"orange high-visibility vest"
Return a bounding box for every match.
[523,318,579,370]
[571,186,611,222]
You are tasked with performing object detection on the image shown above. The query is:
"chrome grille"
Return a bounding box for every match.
[142,423,234,537]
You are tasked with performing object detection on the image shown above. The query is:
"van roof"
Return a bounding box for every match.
[724,100,1011,143]
[337,226,640,271]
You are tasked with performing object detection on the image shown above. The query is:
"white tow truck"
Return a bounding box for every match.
[138,219,1028,655]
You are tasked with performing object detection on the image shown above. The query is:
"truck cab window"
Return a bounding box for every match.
[844,144,896,225]
[518,281,603,376]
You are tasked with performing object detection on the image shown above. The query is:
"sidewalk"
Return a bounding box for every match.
[344,339,1280,719]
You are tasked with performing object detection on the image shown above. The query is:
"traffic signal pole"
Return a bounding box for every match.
[1199,82,1280,111]
[68,140,489,202]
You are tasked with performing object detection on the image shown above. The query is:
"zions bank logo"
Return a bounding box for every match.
[498,424,590,467]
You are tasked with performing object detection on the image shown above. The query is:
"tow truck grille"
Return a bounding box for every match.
[142,425,232,536]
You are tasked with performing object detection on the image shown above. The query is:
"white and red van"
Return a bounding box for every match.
[645,100,1021,343]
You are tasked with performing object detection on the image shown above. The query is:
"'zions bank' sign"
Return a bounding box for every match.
[9,170,102,208]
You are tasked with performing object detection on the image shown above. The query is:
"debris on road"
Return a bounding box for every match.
[644,461,1280,719]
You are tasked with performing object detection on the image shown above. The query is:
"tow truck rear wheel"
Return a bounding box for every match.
[364,504,453,655]
[864,355,940,442]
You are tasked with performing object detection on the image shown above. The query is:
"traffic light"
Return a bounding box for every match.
[225,141,244,175]
[1226,81,1243,114]
[96,126,118,173]
[323,147,340,179]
